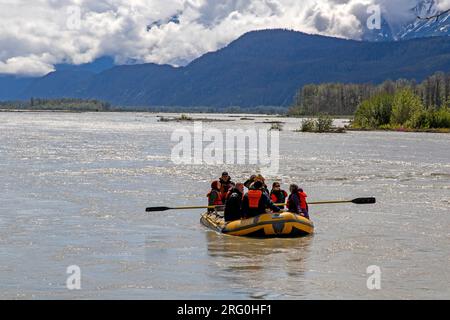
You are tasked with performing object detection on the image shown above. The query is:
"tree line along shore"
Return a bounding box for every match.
[0,98,112,112]
[289,71,450,131]
[0,100,287,115]
[1,71,450,131]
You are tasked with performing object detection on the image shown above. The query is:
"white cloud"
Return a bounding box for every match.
[437,0,450,10]
[0,0,425,76]
[0,55,55,76]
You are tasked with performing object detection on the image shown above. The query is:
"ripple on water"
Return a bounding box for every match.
[0,112,449,299]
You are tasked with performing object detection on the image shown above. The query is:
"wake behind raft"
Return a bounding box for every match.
[200,211,314,238]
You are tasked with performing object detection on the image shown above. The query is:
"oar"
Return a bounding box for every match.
[274,197,376,207]
[146,205,224,212]
[145,198,375,212]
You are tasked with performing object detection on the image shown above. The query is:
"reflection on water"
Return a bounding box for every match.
[206,231,313,260]
[206,231,314,275]
[205,231,313,299]
[0,112,449,299]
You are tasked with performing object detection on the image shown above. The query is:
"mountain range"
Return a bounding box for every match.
[1,0,450,108]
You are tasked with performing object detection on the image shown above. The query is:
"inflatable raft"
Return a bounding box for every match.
[200,211,314,238]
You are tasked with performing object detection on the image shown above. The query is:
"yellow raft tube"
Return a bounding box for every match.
[200,211,314,238]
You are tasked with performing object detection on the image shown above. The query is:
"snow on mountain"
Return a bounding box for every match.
[399,0,450,39]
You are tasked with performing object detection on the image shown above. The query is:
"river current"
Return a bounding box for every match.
[0,112,449,299]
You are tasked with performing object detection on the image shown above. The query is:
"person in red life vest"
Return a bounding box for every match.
[219,172,234,201]
[242,181,281,218]
[298,188,309,218]
[224,183,245,222]
[207,180,223,213]
[287,184,310,219]
[270,182,288,209]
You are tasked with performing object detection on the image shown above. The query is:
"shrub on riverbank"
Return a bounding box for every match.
[270,123,284,131]
[300,118,316,132]
[299,114,342,133]
[408,107,450,129]
[316,114,334,132]
[391,89,424,126]
[353,93,394,129]
[353,89,450,130]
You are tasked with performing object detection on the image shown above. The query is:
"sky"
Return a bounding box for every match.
[0,0,445,76]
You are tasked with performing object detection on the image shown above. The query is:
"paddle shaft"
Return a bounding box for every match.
[276,197,376,206]
[146,197,375,212]
[274,200,350,206]
[146,205,224,212]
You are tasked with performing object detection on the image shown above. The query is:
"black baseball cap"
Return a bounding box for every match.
[253,181,263,189]
[222,172,229,176]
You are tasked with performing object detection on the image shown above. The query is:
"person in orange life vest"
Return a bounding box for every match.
[287,184,309,219]
[270,182,288,209]
[242,181,280,218]
[219,172,234,201]
[207,180,223,213]
[224,183,245,222]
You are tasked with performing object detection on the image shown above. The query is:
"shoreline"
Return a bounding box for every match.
[0,108,287,115]
[347,127,450,134]
[1,109,448,133]
[0,109,87,113]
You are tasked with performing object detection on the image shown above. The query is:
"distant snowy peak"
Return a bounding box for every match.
[399,0,450,40]
[415,0,438,18]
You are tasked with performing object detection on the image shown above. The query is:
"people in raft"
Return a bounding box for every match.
[287,184,309,219]
[270,182,288,209]
[241,181,281,218]
[207,180,223,213]
[219,171,234,201]
[224,183,245,222]
[243,175,257,189]
[208,173,310,221]
[225,181,236,200]
[244,174,269,195]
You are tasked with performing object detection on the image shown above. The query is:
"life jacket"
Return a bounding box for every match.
[287,191,307,211]
[248,190,263,209]
[207,190,223,206]
[298,191,308,209]
[270,190,287,204]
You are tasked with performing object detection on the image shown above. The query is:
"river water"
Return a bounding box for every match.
[0,112,449,299]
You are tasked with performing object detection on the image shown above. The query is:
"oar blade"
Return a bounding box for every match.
[146,206,171,212]
[352,197,376,204]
